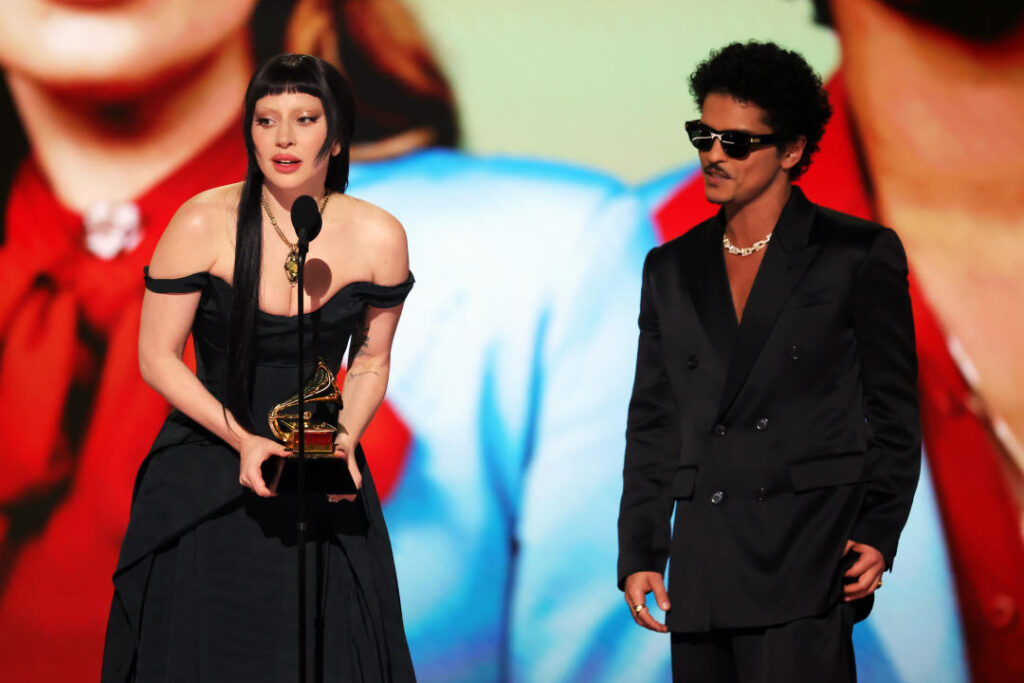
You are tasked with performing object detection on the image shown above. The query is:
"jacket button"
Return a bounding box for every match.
[686,354,699,369]
[713,424,726,437]
[710,491,724,505]
[756,487,768,501]
[755,417,769,431]
[790,345,800,360]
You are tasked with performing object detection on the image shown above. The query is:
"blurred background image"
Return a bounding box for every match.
[1,0,1020,681]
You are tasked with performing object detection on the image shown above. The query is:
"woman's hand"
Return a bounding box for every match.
[326,436,363,503]
[238,433,290,497]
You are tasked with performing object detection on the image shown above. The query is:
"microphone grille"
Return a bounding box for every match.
[291,195,322,244]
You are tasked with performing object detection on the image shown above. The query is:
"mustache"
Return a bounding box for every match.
[703,163,730,179]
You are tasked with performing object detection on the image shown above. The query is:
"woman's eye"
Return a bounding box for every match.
[254,117,273,127]
[298,115,319,124]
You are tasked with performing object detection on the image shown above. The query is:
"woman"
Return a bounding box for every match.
[101,54,416,681]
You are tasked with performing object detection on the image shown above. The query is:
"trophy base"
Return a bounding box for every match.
[283,429,337,454]
[261,455,357,495]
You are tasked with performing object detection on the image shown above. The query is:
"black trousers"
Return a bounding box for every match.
[671,603,857,683]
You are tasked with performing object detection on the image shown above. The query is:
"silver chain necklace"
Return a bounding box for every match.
[722,232,772,257]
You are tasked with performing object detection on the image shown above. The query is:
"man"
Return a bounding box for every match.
[647,3,1024,678]
[618,42,921,681]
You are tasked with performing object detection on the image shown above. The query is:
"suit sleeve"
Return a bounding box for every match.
[850,227,922,570]
[617,248,680,589]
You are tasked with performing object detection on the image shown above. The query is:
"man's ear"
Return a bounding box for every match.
[781,135,807,171]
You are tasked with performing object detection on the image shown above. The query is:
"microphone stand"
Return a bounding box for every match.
[289,193,324,682]
[296,240,309,683]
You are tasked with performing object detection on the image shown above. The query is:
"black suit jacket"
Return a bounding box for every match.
[617,187,921,632]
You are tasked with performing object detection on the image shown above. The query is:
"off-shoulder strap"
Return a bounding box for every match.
[143,266,209,294]
[352,273,415,308]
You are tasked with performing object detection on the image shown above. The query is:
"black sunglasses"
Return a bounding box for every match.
[684,120,783,159]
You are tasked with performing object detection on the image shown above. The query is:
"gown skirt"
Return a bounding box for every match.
[133,494,391,682]
[102,421,416,683]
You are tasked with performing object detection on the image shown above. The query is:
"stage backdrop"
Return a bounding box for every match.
[1,0,1021,681]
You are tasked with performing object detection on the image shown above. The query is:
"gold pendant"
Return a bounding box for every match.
[284,249,299,284]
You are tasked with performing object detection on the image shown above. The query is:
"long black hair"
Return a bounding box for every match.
[226,53,356,433]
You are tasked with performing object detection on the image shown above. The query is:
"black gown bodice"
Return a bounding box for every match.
[143,268,414,440]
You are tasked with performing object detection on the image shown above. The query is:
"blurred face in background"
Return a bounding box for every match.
[0,0,257,95]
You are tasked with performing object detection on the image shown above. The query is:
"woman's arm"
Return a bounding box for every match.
[332,209,410,491]
[140,192,289,497]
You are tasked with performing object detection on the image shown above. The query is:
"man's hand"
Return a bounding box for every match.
[843,540,886,601]
[623,571,671,633]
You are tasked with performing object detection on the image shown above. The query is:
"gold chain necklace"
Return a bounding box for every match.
[722,231,772,257]
[260,189,332,285]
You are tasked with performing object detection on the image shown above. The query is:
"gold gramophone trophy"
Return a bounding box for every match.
[268,360,343,455]
[264,360,356,494]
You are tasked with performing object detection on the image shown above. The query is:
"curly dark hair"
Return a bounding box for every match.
[689,41,832,180]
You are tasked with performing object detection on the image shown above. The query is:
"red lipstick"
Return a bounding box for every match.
[272,154,301,174]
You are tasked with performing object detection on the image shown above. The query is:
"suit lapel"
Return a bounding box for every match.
[717,187,820,417]
[680,212,737,367]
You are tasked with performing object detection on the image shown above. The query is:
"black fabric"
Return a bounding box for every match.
[344,277,416,309]
[670,603,857,683]
[102,270,415,682]
[618,187,921,632]
[143,267,208,294]
[143,267,415,309]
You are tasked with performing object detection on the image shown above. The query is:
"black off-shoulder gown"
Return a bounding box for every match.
[101,270,416,682]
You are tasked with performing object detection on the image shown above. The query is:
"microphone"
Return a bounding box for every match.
[290,195,323,250]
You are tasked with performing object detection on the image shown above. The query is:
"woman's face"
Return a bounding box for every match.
[251,91,340,192]
[0,0,257,94]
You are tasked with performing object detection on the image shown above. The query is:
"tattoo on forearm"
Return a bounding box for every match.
[347,370,380,379]
[352,320,370,359]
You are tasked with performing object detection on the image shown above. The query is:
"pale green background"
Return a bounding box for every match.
[405,0,839,182]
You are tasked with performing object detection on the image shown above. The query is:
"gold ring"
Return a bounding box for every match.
[633,604,646,613]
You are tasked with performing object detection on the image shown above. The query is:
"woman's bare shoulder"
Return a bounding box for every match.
[149,183,241,277]
[340,194,406,250]
[339,194,409,283]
